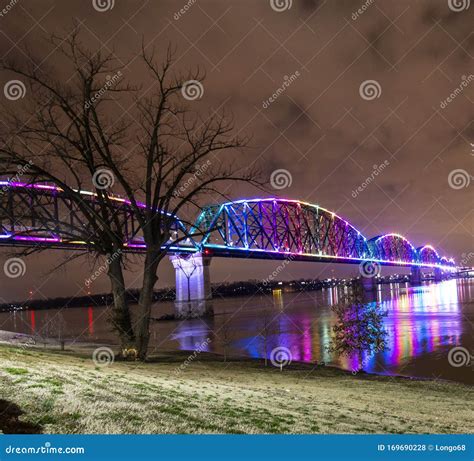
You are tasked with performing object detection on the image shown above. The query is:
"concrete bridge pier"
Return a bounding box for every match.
[360,276,377,292]
[410,266,422,285]
[434,268,443,282]
[169,252,213,319]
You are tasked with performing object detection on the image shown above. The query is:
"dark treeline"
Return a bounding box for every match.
[1,273,461,313]
[1,278,344,312]
[213,279,332,297]
[0,288,174,312]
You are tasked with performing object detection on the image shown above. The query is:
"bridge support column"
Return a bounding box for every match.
[360,276,377,292]
[169,252,213,319]
[434,268,443,282]
[410,266,422,285]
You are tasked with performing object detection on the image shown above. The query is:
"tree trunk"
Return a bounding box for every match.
[136,250,161,360]
[108,255,135,351]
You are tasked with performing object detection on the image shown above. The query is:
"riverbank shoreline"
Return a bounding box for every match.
[0,329,469,385]
[1,343,472,434]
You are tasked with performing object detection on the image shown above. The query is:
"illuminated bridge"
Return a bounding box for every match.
[0,181,192,253]
[193,198,456,270]
[0,184,461,317]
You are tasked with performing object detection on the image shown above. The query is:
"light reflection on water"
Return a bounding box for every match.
[343,280,464,377]
[1,279,472,384]
[169,279,472,384]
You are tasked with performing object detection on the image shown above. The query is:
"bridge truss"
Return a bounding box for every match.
[194,199,456,270]
[0,185,458,270]
[0,181,193,253]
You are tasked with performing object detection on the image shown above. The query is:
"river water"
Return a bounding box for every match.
[1,279,473,384]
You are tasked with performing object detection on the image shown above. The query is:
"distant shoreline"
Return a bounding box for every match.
[0,276,427,312]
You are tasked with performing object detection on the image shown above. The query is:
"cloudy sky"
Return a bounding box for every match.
[0,0,472,302]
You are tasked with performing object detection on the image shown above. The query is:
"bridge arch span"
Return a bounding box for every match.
[368,233,417,264]
[440,256,451,267]
[417,245,440,265]
[0,181,191,252]
[195,198,371,261]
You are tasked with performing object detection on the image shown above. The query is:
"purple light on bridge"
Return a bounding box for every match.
[0,181,59,191]
[1,180,178,218]
[14,236,61,243]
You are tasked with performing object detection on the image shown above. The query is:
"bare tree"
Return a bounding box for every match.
[0,31,136,352]
[123,45,261,359]
[0,28,261,360]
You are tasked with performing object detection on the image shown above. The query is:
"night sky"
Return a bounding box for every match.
[0,0,472,302]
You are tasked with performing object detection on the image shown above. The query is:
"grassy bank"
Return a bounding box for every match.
[1,345,473,434]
